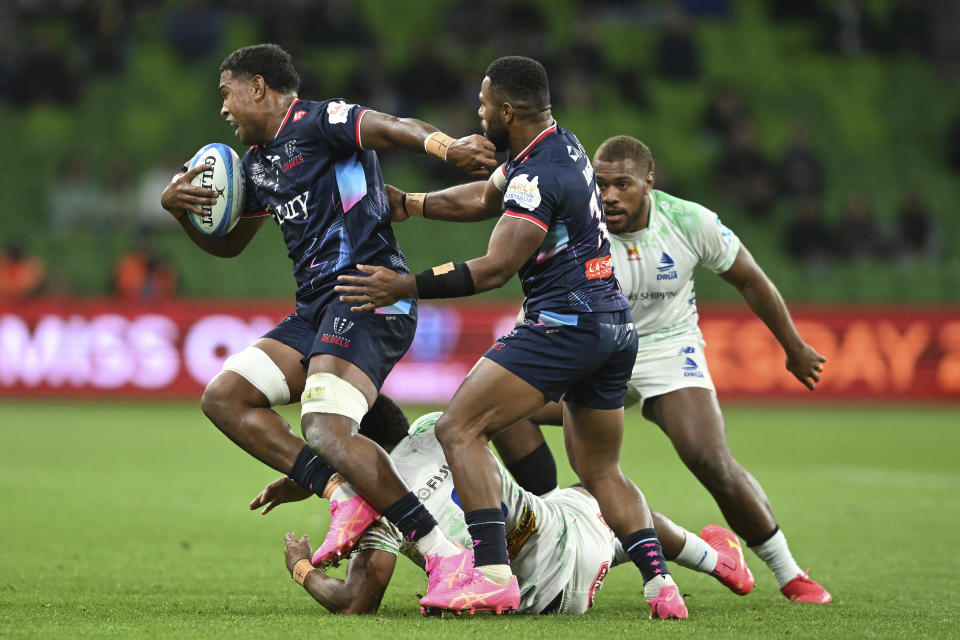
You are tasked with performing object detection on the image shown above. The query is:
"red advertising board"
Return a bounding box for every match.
[0,298,957,402]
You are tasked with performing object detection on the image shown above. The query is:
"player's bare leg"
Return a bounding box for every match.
[298,353,460,566]
[643,388,775,541]
[201,337,308,473]
[491,414,558,497]
[562,401,686,618]
[299,354,410,509]
[644,387,829,602]
[424,358,549,613]
[494,408,745,586]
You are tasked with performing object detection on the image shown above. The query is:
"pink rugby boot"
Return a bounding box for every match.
[419,547,521,616]
[311,494,379,567]
[701,524,756,595]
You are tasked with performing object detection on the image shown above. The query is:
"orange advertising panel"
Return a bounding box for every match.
[700,306,960,401]
[0,299,956,402]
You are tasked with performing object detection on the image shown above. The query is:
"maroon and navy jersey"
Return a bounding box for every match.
[240,99,409,313]
[500,124,628,317]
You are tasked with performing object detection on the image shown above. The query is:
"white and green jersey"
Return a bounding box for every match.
[609,190,740,345]
[355,412,619,614]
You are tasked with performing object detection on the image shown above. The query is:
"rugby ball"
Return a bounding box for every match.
[187,143,245,237]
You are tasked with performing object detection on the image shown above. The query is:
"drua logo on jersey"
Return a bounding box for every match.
[504,174,541,210]
[682,357,704,378]
[657,252,678,280]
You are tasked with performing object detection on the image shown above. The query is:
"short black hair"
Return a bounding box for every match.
[358,394,410,451]
[594,135,655,175]
[485,56,550,111]
[219,43,300,94]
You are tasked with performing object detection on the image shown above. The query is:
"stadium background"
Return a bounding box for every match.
[1,1,959,637]
[1,0,958,402]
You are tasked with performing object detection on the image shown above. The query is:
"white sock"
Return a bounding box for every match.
[749,528,803,588]
[672,528,719,574]
[329,483,358,503]
[415,526,460,558]
[643,573,676,600]
[477,563,513,585]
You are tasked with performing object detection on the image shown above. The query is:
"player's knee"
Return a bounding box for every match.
[200,375,233,425]
[299,372,369,458]
[221,346,291,407]
[434,412,479,452]
[684,447,736,489]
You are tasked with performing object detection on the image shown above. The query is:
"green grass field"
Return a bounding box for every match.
[1,401,958,638]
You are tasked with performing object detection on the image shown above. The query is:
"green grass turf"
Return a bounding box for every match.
[1,401,958,638]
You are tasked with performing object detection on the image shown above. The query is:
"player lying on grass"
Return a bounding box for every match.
[252,395,754,615]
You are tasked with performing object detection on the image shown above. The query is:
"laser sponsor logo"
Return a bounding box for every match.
[585,255,613,280]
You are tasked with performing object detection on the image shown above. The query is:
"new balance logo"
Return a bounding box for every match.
[682,356,704,378]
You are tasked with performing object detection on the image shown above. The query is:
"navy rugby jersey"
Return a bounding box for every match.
[240,99,409,313]
[500,124,628,317]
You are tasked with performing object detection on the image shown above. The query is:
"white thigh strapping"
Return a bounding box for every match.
[221,346,291,406]
[300,372,369,425]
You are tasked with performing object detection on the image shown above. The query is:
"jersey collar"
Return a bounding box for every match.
[273,98,301,139]
[512,121,557,161]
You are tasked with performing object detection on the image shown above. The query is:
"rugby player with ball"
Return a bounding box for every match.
[160,43,498,602]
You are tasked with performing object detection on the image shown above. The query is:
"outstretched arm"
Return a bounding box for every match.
[284,532,396,615]
[335,214,546,311]
[719,246,826,389]
[389,176,504,223]
[358,111,497,177]
[160,165,267,258]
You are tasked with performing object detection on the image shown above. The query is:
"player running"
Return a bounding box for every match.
[334,56,686,619]
[502,136,831,603]
[159,44,497,585]
[252,395,753,615]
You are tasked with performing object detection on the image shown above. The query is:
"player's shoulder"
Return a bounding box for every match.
[652,190,720,235]
[407,411,442,437]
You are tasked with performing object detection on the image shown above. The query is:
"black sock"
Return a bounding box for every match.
[381,491,438,542]
[466,508,508,567]
[622,528,671,583]
[505,442,557,496]
[747,524,780,548]
[288,444,335,498]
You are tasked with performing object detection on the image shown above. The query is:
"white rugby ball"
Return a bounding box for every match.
[187,143,245,237]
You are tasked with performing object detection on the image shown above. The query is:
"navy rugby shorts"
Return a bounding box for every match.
[263,297,417,389]
[483,309,638,410]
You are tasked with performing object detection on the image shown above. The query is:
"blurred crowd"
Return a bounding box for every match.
[0,0,954,300]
